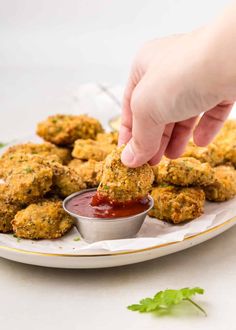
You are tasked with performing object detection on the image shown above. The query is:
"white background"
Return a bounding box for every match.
[0,0,234,140]
[1,1,236,330]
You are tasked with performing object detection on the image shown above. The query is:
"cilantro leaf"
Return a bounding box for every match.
[0,142,8,149]
[23,166,33,174]
[127,287,206,316]
[73,236,81,241]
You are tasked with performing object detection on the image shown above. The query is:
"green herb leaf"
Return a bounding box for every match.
[127,287,206,316]
[23,166,33,174]
[73,236,81,241]
[103,185,109,190]
[13,234,21,242]
[0,142,8,149]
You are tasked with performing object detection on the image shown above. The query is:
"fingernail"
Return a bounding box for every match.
[121,144,135,165]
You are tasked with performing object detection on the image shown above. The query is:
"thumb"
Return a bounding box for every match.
[121,84,165,167]
[121,123,164,168]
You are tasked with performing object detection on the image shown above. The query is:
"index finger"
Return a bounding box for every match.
[118,77,137,146]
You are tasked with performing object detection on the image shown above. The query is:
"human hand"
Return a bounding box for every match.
[119,30,234,167]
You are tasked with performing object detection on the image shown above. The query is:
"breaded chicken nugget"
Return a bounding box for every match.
[72,139,115,161]
[54,146,72,165]
[212,120,236,166]
[215,140,236,167]
[152,157,214,186]
[96,131,118,145]
[12,199,74,239]
[0,189,22,232]
[68,159,103,187]
[49,162,86,197]
[97,146,154,203]
[0,142,71,165]
[214,120,236,144]
[204,165,236,202]
[182,141,224,166]
[3,157,53,205]
[149,186,205,223]
[37,114,104,145]
[67,159,83,167]
[0,146,62,180]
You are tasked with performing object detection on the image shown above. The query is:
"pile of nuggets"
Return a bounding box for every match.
[150,120,236,223]
[0,114,117,239]
[0,114,236,240]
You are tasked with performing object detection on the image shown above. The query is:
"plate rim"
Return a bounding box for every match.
[0,216,235,258]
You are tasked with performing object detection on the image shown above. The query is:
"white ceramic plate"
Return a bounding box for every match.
[1,133,236,268]
[0,216,235,268]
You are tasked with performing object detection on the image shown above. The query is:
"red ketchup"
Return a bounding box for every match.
[66,190,150,219]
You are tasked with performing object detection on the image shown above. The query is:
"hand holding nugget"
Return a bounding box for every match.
[119,2,236,167]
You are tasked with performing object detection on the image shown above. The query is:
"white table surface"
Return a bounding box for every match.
[1,1,236,329]
[0,224,236,330]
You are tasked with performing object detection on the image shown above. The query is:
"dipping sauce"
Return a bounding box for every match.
[65,190,151,219]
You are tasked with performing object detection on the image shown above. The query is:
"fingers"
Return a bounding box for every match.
[193,102,233,146]
[120,74,166,167]
[165,116,198,159]
[121,112,165,167]
[148,123,174,165]
[118,67,141,146]
[118,82,134,146]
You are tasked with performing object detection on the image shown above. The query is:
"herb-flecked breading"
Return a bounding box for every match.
[181,141,224,166]
[72,139,115,161]
[213,120,236,167]
[36,114,104,146]
[49,162,86,197]
[204,165,236,202]
[0,142,71,166]
[149,185,205,223]
[152,157,214,186]
[68,159,103,187]
[0,148,59,180]
[2,155,53,205]
[97,146,154,203]
[0,188,22,233]
[96,131,118,145]
[12,199,74,239]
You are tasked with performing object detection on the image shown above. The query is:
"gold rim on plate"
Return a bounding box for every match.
[0,216,235,258]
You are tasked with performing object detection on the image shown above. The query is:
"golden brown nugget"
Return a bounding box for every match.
[50,162,86,197]
[3,158,53,205]
[97,146,154,203]
[12,199,74,239]
[54,146,72,165]
[0,146,62,180]
[214,120,236,144]
[212,120,236,166]
[204,165,236,202]
[67,159,84,167]
[72,139,115,161]
[96,131,118,145]
[214,139,236,167]
[0,142,71,164]
[182,141,224,166]
[149,186,205,223]
[68,159,103,187]
[0,196,22,233]
[152,157,214,186]
[37,114,104,145]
